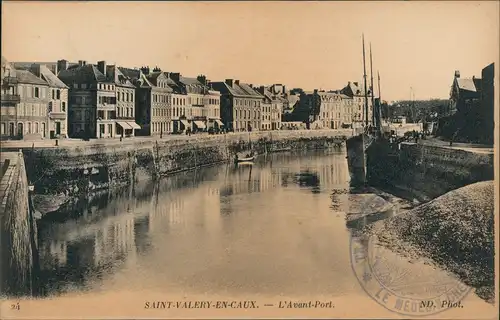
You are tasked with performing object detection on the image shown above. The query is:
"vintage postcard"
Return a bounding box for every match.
[0,1,498,319]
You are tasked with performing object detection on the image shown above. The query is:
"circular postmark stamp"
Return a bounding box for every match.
[348,193,471,317]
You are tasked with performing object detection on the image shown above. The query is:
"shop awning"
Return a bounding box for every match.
[215,120,224,126]
[193,121,206,129]
[127,122,141,130]
[116,121,132,129]
[180,119,189,127]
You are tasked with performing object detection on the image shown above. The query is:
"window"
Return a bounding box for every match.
[56,90,60,99]
[126,93,129,102]
[48,102,53,113]
[34,87,39,98]
[62,102,66,112]
[52,90,55,99]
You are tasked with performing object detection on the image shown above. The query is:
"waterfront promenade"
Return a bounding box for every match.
[0,129,353,151]
[417,137,494,154]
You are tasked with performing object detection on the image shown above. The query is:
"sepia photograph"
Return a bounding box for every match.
[0,1,498,319]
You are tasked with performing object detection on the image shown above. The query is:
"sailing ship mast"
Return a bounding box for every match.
[377,71,382,101]
[362,34,369,128]
[369,43,375,126]
[377,71,383,126]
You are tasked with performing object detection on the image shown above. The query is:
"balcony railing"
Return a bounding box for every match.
[49,112,67,120]
[1,94,20,104]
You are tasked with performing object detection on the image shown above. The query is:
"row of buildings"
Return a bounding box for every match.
[1,56,374,140]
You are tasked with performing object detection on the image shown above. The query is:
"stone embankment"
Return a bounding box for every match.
[0,151,38,296]
[367,141,494,201]
[368,181,495,303]
[23,130,351,200]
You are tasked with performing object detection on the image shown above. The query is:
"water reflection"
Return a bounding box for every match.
[37,149,356,297]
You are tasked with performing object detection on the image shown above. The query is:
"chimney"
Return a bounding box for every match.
[197,75,207,85]
[78,60,86,67]
[225,79,234,87]
[57,60,70,74]
[171,72,180,82]
[30,64,42,78]
[454,70,460,78]
[235,80,240,86]
[97,61,107,78]
[140,66,150,75]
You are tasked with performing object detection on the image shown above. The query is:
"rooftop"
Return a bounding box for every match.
[15,69,49,86]
[58,64,109,84]
[456,77,481,92]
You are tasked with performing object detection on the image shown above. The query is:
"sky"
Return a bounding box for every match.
[2,1,498,101]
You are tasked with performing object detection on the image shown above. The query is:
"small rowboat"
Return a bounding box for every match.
[236,156,255,163]
[234,154,256,164]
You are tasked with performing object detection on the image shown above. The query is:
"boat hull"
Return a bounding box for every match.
[235,156,256,164]
[346,134,367,188]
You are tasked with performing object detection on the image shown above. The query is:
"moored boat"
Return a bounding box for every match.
[236,156,256,164]
[234,152,257,164]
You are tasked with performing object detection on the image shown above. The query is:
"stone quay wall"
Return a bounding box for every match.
[24,130,353,196]
[0,151,38,296]
[368,142,494,201]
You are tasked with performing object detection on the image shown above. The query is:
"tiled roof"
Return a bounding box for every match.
[106,65,135,88]
[342,81,368,96]
[15,70,49,86]
[39,65,68,88]
[118,67,141,81]
[166,78,183,93]
[58,64,108,84]
[261,89,274,102]
[456,78,479,92]
[179,76,202,86]
[144,72,174,92]
[145,72,161,85]
[137,72,154,88]
[213,81,256,97]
